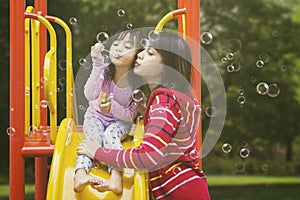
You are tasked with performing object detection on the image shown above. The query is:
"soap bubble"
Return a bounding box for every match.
[6,127,16,136]
[40,100,48,108]
[205,106,216,117]
[226,52,234,60]
[79,58,87,66]
[96,32,109,44]
[126,23,133,29]
[256,60,264,68]
[235,161,246,173]
[258,52,270,63]
[69,17,78,25]
[237,96,246,105]
[117,9,126,17]
[200,31,213,45]
[256,82,269,95]
[227,64,235,73]
[222,143,232,153]
[238,88,245,95]
[239,147,250,158]
[267,83,280,97]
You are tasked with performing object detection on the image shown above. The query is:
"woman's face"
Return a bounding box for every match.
[134,46,164,79]
[109,33,137,67]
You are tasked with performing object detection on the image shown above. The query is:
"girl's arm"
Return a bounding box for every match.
[84,44,107,101]
[110,99,137,122]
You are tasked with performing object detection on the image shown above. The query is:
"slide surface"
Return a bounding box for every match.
[46,118,136,200]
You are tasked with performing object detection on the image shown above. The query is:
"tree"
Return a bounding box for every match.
[201,0,300,172]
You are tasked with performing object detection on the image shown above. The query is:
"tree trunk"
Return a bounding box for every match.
[285,138,293,162]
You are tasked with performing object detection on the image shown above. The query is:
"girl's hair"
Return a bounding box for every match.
[149,31,193,93]
[104,29,144,89]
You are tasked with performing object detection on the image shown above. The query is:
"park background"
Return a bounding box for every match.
[1,0,300,199]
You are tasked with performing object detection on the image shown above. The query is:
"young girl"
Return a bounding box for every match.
[77,31,211,199]
[73,29,144,194]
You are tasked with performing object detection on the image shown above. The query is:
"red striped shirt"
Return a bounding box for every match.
[94,88,210,199]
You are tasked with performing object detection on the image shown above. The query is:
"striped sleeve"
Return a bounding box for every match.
[94,94,182,170]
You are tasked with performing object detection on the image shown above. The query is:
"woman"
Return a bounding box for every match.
[77,31,211,200]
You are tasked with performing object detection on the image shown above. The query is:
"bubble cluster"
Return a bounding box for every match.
[256,82,280,97]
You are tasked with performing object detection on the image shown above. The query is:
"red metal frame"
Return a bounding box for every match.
[10,1,26,199]
[178,0,202,168]
[9,0,200,199]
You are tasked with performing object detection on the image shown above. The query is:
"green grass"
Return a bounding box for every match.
[2,176,300,199]
[0,184,35,199]
[207,175,300,186]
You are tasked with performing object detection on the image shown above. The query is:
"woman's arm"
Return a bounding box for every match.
[78,93,182,170]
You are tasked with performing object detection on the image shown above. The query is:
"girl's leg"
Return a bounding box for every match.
[96,121,131,194]
[74,117,105,192]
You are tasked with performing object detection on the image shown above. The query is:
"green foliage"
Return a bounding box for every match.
[3,0,300,181]
[201,0,300,174]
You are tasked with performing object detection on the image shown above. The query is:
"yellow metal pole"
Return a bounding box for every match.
[46,16,74,119]
[24,7,33,136]
[31,15,41,129]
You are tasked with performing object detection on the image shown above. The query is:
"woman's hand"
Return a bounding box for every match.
[77,138,101,159]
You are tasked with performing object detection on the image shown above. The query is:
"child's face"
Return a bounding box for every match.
[134,46,164,79]
[109,33,138,67]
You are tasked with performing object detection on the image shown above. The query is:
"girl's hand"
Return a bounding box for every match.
[77,138,101,159]
[99,95,113,114]
[91,43,104,59]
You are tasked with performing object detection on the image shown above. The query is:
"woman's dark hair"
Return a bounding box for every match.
[104,28,145,89]
[148,31,193,93]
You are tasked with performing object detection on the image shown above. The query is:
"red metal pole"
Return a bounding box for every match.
[178,0,202,168]
[36,0,47,126]
[34,1,48,200]
[10,0,25,199]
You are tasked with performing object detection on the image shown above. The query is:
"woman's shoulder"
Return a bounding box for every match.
[148,88,178,105]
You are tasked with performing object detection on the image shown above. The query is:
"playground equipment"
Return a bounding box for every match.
[9,0,200,199]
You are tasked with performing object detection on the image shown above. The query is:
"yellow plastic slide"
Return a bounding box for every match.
[46,118,149,200]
